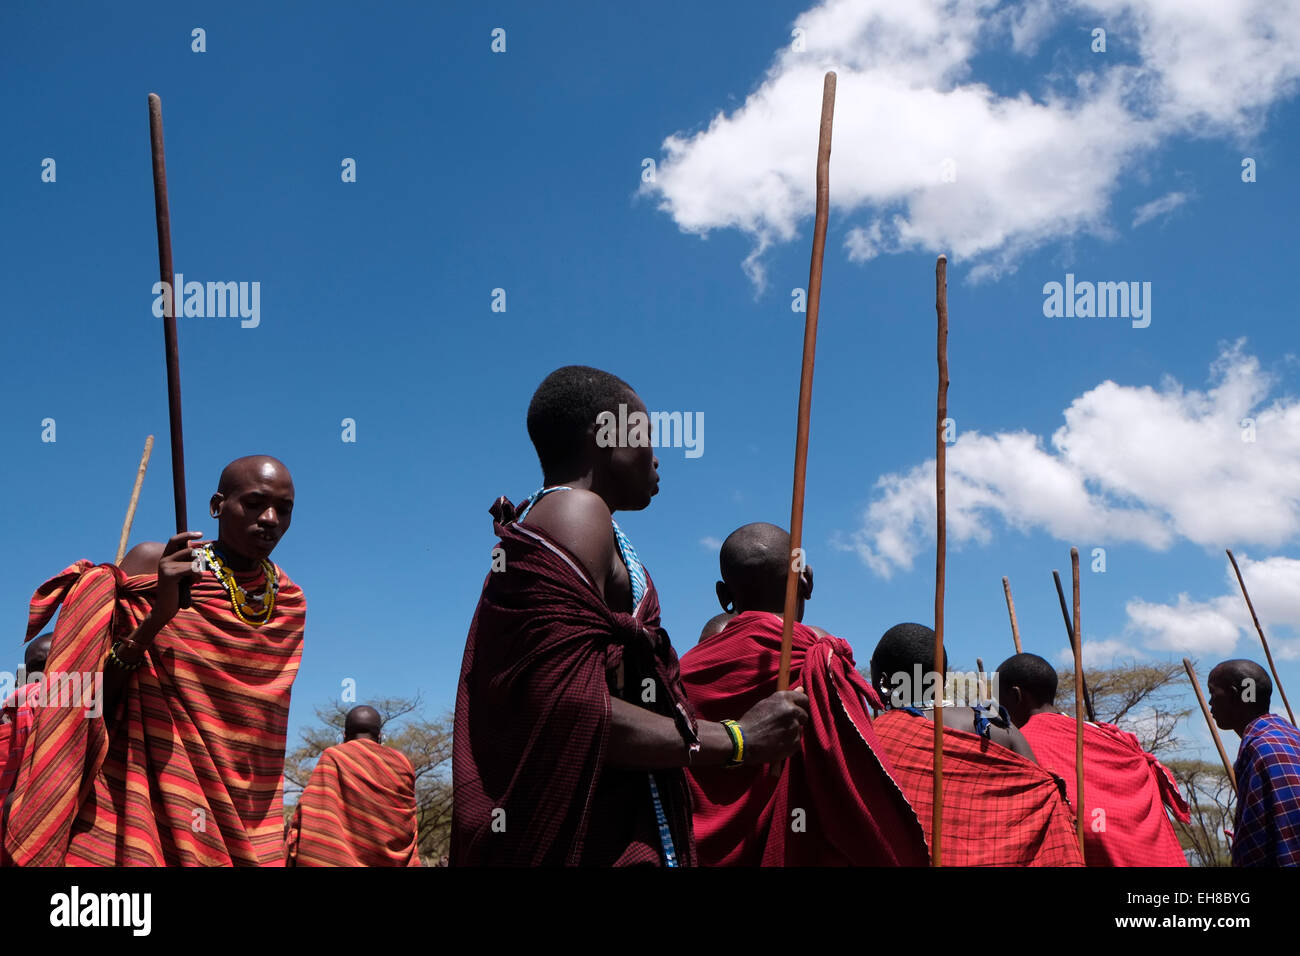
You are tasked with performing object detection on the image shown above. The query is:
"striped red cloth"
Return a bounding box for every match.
[452,501,696,866]
[681,611,928,866]
[286,738,420,867]
[874,709,1085,866]
[0,684,37,866]
[1022,712,1190,866]
[4,559,305,866]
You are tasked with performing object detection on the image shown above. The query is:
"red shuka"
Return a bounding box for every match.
[874,709,1085,866]
[681,611,928,866]
[1021,712,1190,866]
[5,560,305,866]
[286,738,420,867]
[452,501,696,866]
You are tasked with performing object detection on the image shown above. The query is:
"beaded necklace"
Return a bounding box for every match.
[202,544,279,626]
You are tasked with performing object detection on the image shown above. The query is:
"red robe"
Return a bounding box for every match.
[452,498,697,866]
[874,709,1085,866]
[1021,712,1190,866]
[5,559,305,866]
[680,611,928,866]
[0,683,37,866]
[286,738,420,867]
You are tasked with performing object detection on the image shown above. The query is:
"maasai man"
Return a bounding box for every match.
[869,623,1084,866]
[286,705,420,867]
[680,523,928,865]
[4,455,305,866]
[0,633,51,864]
[1208,659,1300,867]
[997,652,1190,866]
[453,366,809,866]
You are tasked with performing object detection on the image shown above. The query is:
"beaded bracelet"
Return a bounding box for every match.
[107,641,145,671]
[721,719,745,769]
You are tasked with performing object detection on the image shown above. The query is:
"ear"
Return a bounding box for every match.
[209,492,224,518]
[799,565,814,601]
[715,581,734,613]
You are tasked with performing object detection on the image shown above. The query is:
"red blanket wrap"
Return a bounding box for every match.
[680,611,928,865]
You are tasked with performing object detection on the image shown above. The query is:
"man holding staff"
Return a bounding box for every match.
[4,455,306,866]
[1208,659,1300,866]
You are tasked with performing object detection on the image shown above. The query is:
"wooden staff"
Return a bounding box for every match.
[1002,575,1023,653]
[1226,549,1296,725]
[976,657,986,702]
[775,71,837,697]
[1070,548,1086,860]
[1182,657,1238,789]
[115,435,155,564]
[1053,569,1096,722]
[148,93,191,608]
[932,254,949,866]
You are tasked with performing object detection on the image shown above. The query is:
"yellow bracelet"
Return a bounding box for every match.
[722,719,745,768]
[107,641,145,671]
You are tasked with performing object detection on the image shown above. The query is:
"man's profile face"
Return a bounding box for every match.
[1207,672,1238,730]
[212,460,295,562]
[608,392,660,511]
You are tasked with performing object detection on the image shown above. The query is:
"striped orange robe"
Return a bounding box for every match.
[285,738,420,867]
[4,559,305,866]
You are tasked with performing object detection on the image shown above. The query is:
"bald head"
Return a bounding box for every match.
[210,455,295,566]
[717,523,811,617]
[24,633,52,676]
[1208,659,1272,735]
[344,705,382,742]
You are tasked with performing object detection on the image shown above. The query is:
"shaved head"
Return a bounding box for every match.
[717,523,810,616]
[217,455,292,496]
[25,633,52,675]
[210,455,295,567]
[344,705,382,742]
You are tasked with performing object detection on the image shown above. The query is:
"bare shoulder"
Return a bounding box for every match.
[521,489,616,589]
[991,721,1038,763]
[119,541,166,575]
[805,624,833,639]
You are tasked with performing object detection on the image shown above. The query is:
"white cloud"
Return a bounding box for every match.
[1131,190,1189,227]
[643,0,1300,287]
[1052,637,1143,667]
[699,536,724,550]
[1125,554,1300,659]
[841,343,1300,576]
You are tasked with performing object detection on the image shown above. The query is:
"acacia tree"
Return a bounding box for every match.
[1166,759,1234,867]
[285,695,454,864]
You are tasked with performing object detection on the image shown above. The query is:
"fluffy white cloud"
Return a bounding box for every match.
[1126,554,1300,659]
[643,0,1300,287]
[1052,637,1142,667]
[1131,190,1189,227]
[841,344,1300,576]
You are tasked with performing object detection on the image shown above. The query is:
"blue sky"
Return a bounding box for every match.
[3,1,1299,766]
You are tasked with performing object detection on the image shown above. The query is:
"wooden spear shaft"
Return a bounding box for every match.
[1002,575,1023,653]
[148,93,191,608]
[976,657,986,702]
[1071,548,1086,861]
[115,435,155,564]
[1226,549,1296,725]
[932,254,949,866]
[775,71,837,695]
[1054,569,1096,722]
[1182,657,1238,789]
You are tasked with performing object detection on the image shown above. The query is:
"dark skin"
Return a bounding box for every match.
[344,705,382,743]
[522,391,808,769]
[697,612,736,645]
[1208,661,1271,737]
[23,633,52,678]
[106,456,295,713]
[997,680,1058,731]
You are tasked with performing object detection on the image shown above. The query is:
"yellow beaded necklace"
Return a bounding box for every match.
[202,544,279,626]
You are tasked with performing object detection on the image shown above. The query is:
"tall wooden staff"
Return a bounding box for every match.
[148,93,192,608]
[115,435,155,564]
[1053,569,1096,722]
[1070,548,1086,860]
[1182,657,1238,789]
[1002,576,1023,653]
[775,72,837,697]
[1226,549,1295,725]
[931,254,949,865]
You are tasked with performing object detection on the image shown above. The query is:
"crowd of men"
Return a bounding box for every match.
[1,366,1298,866]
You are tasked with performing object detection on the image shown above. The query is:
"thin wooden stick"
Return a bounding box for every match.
[1054,569,1096,723]
[115,435,155,564]
[1182,657,1238,789]
[148,93,191,608]
[976,657,986,702]
[1071,548,1085,861]
[1226,549,1296,725]
[932,254,949,866]
[1002,576,1023,653]
[776,71,837,697]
